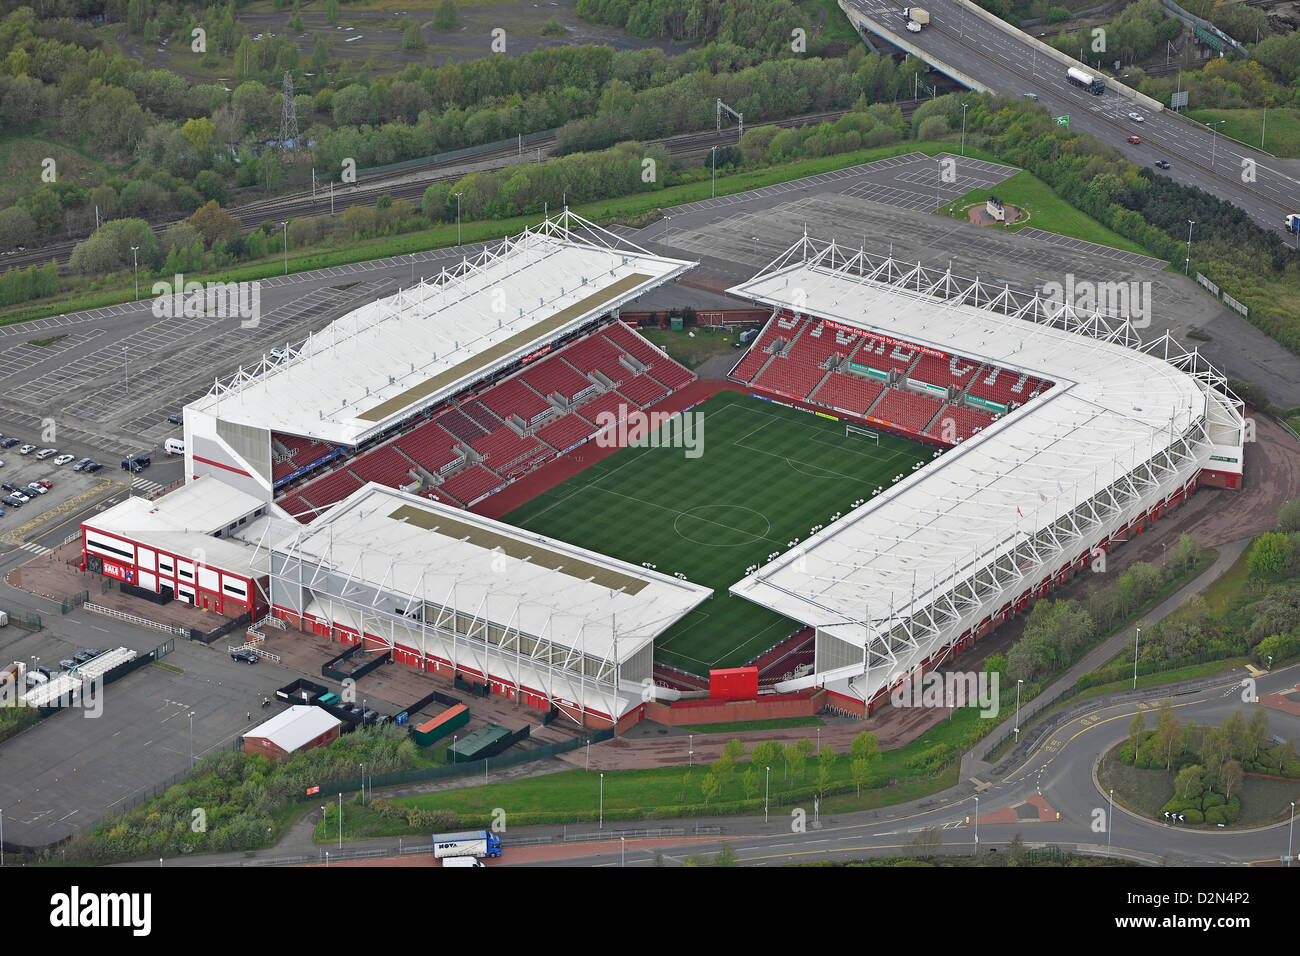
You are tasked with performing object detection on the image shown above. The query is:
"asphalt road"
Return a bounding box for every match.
[842,0,1300,242]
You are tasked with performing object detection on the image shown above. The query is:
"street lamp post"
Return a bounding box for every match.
[1185,221,1195,276]
[123,344,129,395]
[453,192,463,246]
[453,735,457,764]
[189,711,195,769]
[359,763,365,805]
[599,772,604,829]
[281,221,288,275]
[1207,120,1226,168]
[1289,801,1295,867]
[1133,627,1140,690]
[1015,679,1022,740]
[620,835,625,868]
[1107,788,1114,857]
[688,733,693,768]
[974,794,979,853]
[765,765,770,824]
[338,792,342,849]
[752,236,758,260]
[131,246,140,300]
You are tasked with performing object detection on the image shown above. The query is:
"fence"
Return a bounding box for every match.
[82,602,189,637]
[2,608,42,630]
[300,727,615,802]
[357,127,558,178]
[58,590,89,614]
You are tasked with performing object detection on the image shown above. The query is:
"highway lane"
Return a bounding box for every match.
[842,0,1300,243]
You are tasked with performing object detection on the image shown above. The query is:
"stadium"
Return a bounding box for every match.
[79,211,1246,729]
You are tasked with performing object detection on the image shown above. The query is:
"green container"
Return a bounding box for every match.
[448,723,511,761]
[413,703,469,747]
[670,317,684,331]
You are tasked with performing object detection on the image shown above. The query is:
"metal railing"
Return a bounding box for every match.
[83,602,189,637]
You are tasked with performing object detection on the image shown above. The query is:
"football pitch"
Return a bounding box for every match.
[501,391,934,675]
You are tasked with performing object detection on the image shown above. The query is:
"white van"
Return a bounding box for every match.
[165,438,185,456]
[442,856,483,867]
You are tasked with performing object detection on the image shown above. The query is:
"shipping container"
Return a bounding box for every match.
[447,723,510,762]
[413,703,469,747]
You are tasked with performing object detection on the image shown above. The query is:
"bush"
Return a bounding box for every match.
[1182,808,1204,824]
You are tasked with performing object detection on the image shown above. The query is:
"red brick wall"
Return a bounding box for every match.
[643,691,822,725]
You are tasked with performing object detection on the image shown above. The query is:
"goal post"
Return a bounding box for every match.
[846,423,879,444]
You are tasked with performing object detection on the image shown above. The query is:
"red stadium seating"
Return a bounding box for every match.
[617,374,670,407]
[477,377,554,424]
[440,464,505,506]
[520,356,596,404]
[537,413,594,452]
[460,400,501,431]
[350,445,416,488]
[850,336,918,375]
[438,407,487,443]
[602,321,664,368]
[810,372,885,415]
[753,355,828,400]
[730,320,790,383]
[649,360,693,391]
[577,391,637,427]
[924,402,996,444]
[562,334,630,384]
[278,493,315,523]
[908,353,981,391]
[470,426,545,471]
[394,421,464,475]
[868,388,945,434]
[297,468,364,510]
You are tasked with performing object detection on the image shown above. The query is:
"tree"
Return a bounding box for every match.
[742,766,758,801]
[1174,763,1204,801]
[0,206,36,248]
[710,753,735,797]
[1007,833,1027,866]
[325,0,339,25]
[850,757,870,797]
[750,740,782,773]
[1278,499,1300,534]
[700,771,719,807]
[1128,712,1146,759]
[181,116,217,155]
[542,15,564,35]
[402,21,425,50]
[784,742,804,782]
[1248,533,1292,582]
[816,745,836,797]
[1220,759,1242,801]
[188,200,241,246]
[1154,700,1182,770]
[909,826,941,858]
[433,0,459,30]
[1245,709,1270,763]
[714,842,737,866]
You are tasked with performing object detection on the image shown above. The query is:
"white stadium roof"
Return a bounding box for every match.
[190,212,695,447]
[275,483,714,663]
[727,236,1244,653]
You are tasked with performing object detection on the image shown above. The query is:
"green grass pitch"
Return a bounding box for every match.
[501,391,935,675]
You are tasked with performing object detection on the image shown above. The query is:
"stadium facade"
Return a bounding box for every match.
[80,216,1245,726]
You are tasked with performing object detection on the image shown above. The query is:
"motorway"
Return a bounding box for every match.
[841,0,1300,242]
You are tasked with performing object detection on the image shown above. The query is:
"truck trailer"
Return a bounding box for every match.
[1285,214,1300,235]
[1067,66,1105,95]
[902,6,929,25]
[432,830,503,860]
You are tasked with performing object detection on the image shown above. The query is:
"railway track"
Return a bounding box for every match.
[7,100,931,273]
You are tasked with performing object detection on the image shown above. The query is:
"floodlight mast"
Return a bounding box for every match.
[717,98,743,138]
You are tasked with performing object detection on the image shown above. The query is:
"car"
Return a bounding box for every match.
[230,649,258,664]
[133,454,151,468]
[35,479,52,489]
[34,448,56,460]
[71,457,92,471]
[72,650,94,664]
[318,692,340,705]
[361,708,379,724]
[35,664,52,678]
[167,413,183,425]
[1154,159,1171,169]
[24,483,47,495]
[53,454,75,466]
[1,437,20,448]
[1127,135,1141,144]
[84,648,101,657]
[121,458,142,473]
[84,461,102,472]
[59,659,76,670]
[0,457,4,467]
[0,496,19,508]
[1128,111,1144,122]
[905,18,921,31]
[374,714,391,726]
[1,480,19,493]
[18,444,34,455]
[1022,92,1039,100]
[9,490,29,503]
[349,706,365,719]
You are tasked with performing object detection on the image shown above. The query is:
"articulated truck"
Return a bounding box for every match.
[1285,214,1300,235]
[432,830,503,862]
[1067,66,1106,95]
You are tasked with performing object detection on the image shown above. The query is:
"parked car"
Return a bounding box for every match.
[58,659,76,670]
[1,437,20,448]
[35,479,52,489]
[52,454,75,466]
[230,649,259,664]
[8,490,29,503]
[1127,111,1144,122]
[84,461,102,472]
[318,692,340,705]
[1,480,19,492]
[1127,135,1141,144]
[34,448,56,460]
[35,664,52,677]
[18,444,35,455]
[72,650,94,664]
[167,413,183,425]
[24,483,47,495]
[121,458,142,473]
[133,454,151,467]
[1154,159,1171,169]
[0,457,4,467]
[84,648,101,657]
[1,495,22,508]
[72,457,92,471]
